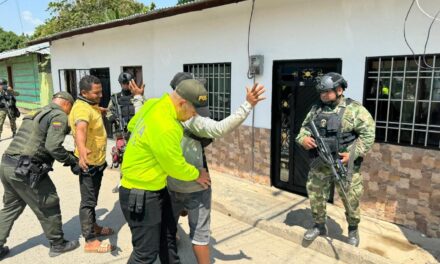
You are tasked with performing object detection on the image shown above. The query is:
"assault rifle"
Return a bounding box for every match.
[112,95,127,135]
[110,95,127,168]
[309,120,353,211]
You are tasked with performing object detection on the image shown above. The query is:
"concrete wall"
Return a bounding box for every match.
[50,0,440,129]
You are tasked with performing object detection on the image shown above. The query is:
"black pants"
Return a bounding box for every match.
[119,186,179,264]
[79,167,104,241]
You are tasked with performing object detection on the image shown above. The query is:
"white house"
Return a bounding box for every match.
[29,0,440,238]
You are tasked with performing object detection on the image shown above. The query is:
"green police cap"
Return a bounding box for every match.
[53,91,75,104]
[175,79,208,108]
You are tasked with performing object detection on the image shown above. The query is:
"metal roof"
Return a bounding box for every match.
[27,0,247,46]
[0,42,50,61]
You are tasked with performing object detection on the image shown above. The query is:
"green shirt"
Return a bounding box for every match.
[120,94,199,191]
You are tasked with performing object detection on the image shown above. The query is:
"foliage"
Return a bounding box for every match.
[0,27,28,53]
[177,0,195,5]
[33,0,150,39]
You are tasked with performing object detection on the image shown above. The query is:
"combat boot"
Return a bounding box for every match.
[348,226,360,247]
[49,240,80,257]
[0,246,9,260]
[303,223,327,241]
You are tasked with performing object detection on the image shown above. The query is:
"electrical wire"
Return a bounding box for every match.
[416,0,440,22]
[246,0,257,178]
[0,0,9,6]
[247,0,256,80]
[15,0,24,35]
[422,8,440,67]
[403,0,440,69]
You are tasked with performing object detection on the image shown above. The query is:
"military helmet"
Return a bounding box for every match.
[118,72,133,84]
[316,72,347,93]
[0,78,7,85]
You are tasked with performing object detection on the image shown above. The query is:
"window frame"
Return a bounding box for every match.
[363,54,440,149]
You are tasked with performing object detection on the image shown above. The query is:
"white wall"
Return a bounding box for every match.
[50,0,440,129]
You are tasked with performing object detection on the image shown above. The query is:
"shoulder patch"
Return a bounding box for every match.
[52,121,63,128]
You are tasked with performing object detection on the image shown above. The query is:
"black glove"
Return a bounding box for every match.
[64,153,81,175]
[70,163,82,175]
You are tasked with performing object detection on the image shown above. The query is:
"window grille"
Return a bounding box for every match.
[184,63,231,121]
[364,55,440,149]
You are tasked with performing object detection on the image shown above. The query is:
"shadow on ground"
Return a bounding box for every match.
[398,225,440,263]
[8,203,127,258]
[283,208,346,243]
[176,224,251,263]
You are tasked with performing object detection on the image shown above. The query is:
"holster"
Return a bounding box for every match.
[14,155,53,189]
[128,189,145,214]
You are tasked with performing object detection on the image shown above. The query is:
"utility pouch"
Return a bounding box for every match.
[14,156,52,189]
[14,155,33,178]
[128,189,145,214]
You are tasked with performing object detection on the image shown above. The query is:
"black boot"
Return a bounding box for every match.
[49,240,80,257]
[348,226,360,247]
[0,246,9,260]
[303,223,327,241]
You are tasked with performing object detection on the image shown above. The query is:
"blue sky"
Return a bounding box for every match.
[0,0,178,35]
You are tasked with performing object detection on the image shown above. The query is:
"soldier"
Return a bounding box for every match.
[107,72,145,136]
[295,72,375,247]
[0,79,19,139]
[0,91,80,260]
[107,72,144,192]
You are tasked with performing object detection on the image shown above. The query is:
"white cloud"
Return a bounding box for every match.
[22,10,43,26]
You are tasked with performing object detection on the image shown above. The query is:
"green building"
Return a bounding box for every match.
[0,43,52,109]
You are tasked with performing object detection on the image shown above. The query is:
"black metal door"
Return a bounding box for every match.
[271,59,342,197]
[89,68,112,138]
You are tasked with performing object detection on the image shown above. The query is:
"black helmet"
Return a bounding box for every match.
[118,72,133,84]
[0,78,7,85]
[316,72,347,93]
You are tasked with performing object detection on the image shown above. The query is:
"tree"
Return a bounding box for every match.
[0,28,28,53]
[177,0,195,4]
[33,0,150,39]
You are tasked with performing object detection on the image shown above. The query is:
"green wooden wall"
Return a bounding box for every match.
[0,53,50,109]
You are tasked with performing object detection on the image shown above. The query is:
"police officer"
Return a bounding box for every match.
[120,79,211,264]
[107,72,145,136]
[296,72,375,247]
[0,91,80,260]
[0,79,19,139]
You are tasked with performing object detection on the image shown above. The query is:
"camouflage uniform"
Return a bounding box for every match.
[296,96,375,226]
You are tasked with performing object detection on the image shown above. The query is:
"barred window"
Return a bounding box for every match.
[364,55,440,149]
[184,63,231,121]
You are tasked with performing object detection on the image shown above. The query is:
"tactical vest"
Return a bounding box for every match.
[312,99,357,156]
[112,92,135,129]
[5,105,60,164]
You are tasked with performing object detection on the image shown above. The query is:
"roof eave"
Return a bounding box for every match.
[27,0,247,46]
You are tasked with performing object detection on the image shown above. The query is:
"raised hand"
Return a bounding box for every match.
[129,79,145,96]
[246,83,266,106]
